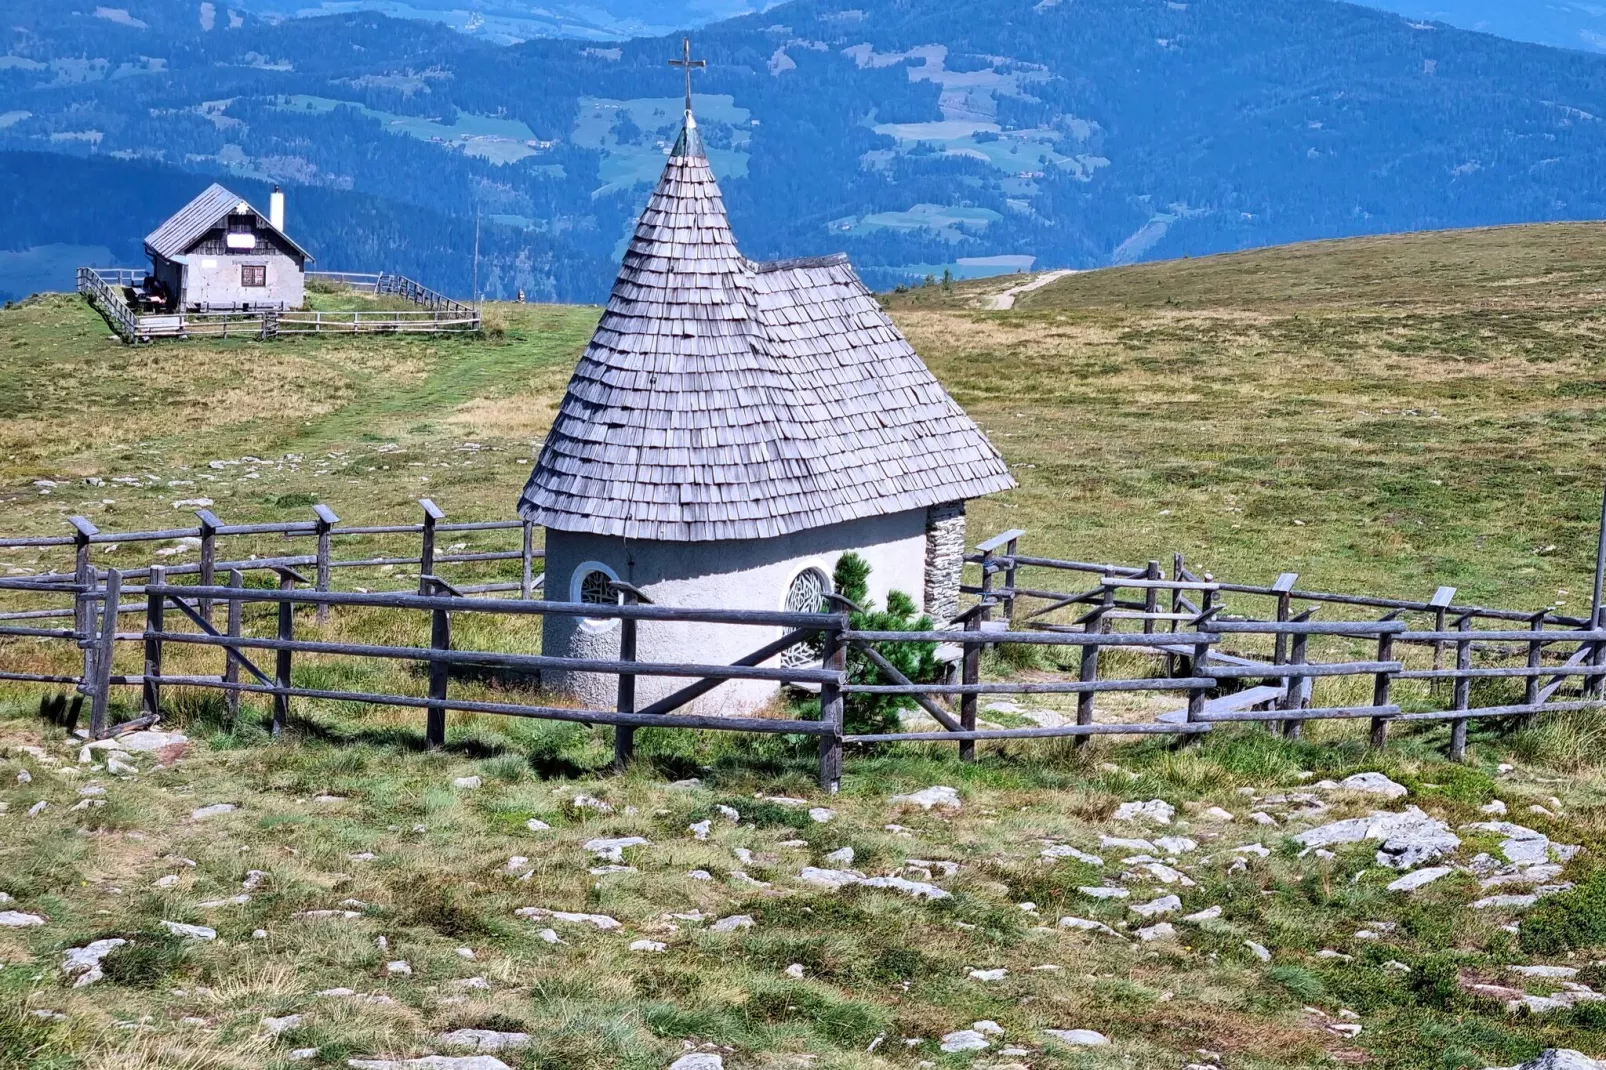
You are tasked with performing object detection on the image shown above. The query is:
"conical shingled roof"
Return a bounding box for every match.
[518,110,1015,542]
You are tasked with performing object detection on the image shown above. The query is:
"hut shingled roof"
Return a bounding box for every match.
[518,111,1015,542]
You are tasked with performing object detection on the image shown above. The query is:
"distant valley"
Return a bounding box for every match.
[4,0,1606,303]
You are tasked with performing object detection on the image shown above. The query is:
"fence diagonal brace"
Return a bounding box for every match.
[852,640,964,732]
[166,593,273,686]
[636,627,828,718]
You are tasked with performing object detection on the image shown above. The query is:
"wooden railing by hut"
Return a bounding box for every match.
[77,268,480,344]
[0,510,1601,792]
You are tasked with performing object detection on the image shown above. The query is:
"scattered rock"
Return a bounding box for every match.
[1058,916,1121,937]
[1337,772,1408,799]
[1295,807,1459,869]
[807,807,834,823]
[1113,799,1174,825]
[1078,886,1129,899]
[1130,894,1181,918]
[526,819,551,832]
[784,963,805,978]
[891,785,961,810]
[629,939,667,953]
[711,915,754,933]
[667,1055,724,1070]
[348,1058,514,1070]
[940,1030,991,1053]
[1042,1029,1110,1047]
[438,1030,532,1052]
[1041,844,1103,865]
[569,794,612,813]
[1201,806,1235,822]
[1483,1051,1605,1070]
[191,803,236,820]
[688,820,711,841]
[1482,800,1508,816]
[514,908,620,930]
[968,968,1008,981]
[62,939,126,987]
[1183,906,1222,923]
[160,921,216,941]
[0,911,46,928]
[385,960,411,976]
[263,1014,303,1035]
[1244,940,1272,963]
[1154,836,1198,854]
[1387,866,1453,892]
[1137,922,1176,942]
[584,836,650,863]
[824,846,855,865]
[453,776,481,790]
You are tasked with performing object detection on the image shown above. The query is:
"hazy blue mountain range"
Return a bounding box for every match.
[226,0,775,43]
[5,0,1606,303]
[1360,1,1606,53]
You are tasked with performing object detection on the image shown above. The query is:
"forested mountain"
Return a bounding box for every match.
[1358,1,1606,54]
[4,0,1606,302]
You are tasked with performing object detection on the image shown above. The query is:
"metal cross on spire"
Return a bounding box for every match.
[668,37,706,115]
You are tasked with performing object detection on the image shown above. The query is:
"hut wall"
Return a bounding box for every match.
[181,251,303,310]
[541,509,929,714]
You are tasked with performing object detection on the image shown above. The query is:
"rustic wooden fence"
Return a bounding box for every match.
[0,509,1601,791]
[77,268,480,344]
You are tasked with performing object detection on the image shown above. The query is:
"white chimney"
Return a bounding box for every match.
[269,185,285,232]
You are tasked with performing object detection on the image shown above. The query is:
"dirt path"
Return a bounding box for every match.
[984,268,1078,310]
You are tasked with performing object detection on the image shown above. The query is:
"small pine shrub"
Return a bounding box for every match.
[1520,869,1606,955]
[1266,963,1326,1002]
[831,553,940,737]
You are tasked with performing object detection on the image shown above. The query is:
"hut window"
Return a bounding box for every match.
[570,561,622,633]
[780,567,830,668]
[579,569,616,606]
[241,264,267,288]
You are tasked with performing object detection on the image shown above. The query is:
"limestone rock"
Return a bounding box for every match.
[453,776,481,790]
[1130,894,1181,918]
[348,1058,514,1070]
[438,1030,532,1052]
[584,836,650,863]
[514,908,620,930]
[940,1030,991,1053]
[891,785,961,810]
[711,914,754,933]
[1113,799,1174,825]
[1337,772,1408,799]
[263,1014,303,1035]
[62,938,126,987]
[1483,1052,1604,1070]
[191,803,236,820]
[1387,866,1453,892]
[0,910,46,927]
[667,1056,722,1070]
[1042,844,1103,865]
[1137,922,1176,941]
[160,921,217,941]
[1042,1029,1110,1047]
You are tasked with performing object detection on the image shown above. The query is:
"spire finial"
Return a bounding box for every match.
[668,36,706,119]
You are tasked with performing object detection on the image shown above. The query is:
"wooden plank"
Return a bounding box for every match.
[854,642,962,732]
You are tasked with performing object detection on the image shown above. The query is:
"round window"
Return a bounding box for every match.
[578,569,617,606]
[781,567,830,669]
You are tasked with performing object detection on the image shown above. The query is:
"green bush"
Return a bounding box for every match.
[1520,869,1606,955]
[831,553,940,737]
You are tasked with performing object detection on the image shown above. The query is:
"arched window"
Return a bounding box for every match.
[570,561,621,633]
[781,567,830,668]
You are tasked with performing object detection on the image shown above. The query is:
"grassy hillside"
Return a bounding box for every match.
[889,222,1606,614]
[6,226,1606,1070]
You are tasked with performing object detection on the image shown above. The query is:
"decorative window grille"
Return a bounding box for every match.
[241,264,267,287]
[781,568,829,668]
[578,569,617,606]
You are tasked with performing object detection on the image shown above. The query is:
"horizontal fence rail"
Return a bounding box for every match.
[0,513,1602,790]
[78,267,480,344]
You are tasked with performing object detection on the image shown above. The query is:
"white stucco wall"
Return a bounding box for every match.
[541,509,930,715]
[181,252,304,310]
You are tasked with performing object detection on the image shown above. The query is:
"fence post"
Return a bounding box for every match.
[960,607,983,762]
[426,577,451,749]
[1142,561,1160,634]
[817,613,847,793]
[273,570,295,737]
[225,569,243,724]
[1448,612,1473,761]
[88,570,121,739]
[1430,586,1456,699]
[1279,608,1313,738]
[1002,534,1019,626]
[1075,599,1108,747]
[1273,572,1298,667]
[1369,615,1397,749]
[196,509,219,624]
[313,504,338,624]
[1183,637,1211,745]
[418,499,443,594]
[70,516,98,643]
[1521,610,1548,729]
[612,587,640,770]
[143,565,165,719]
[521,521,535,600]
